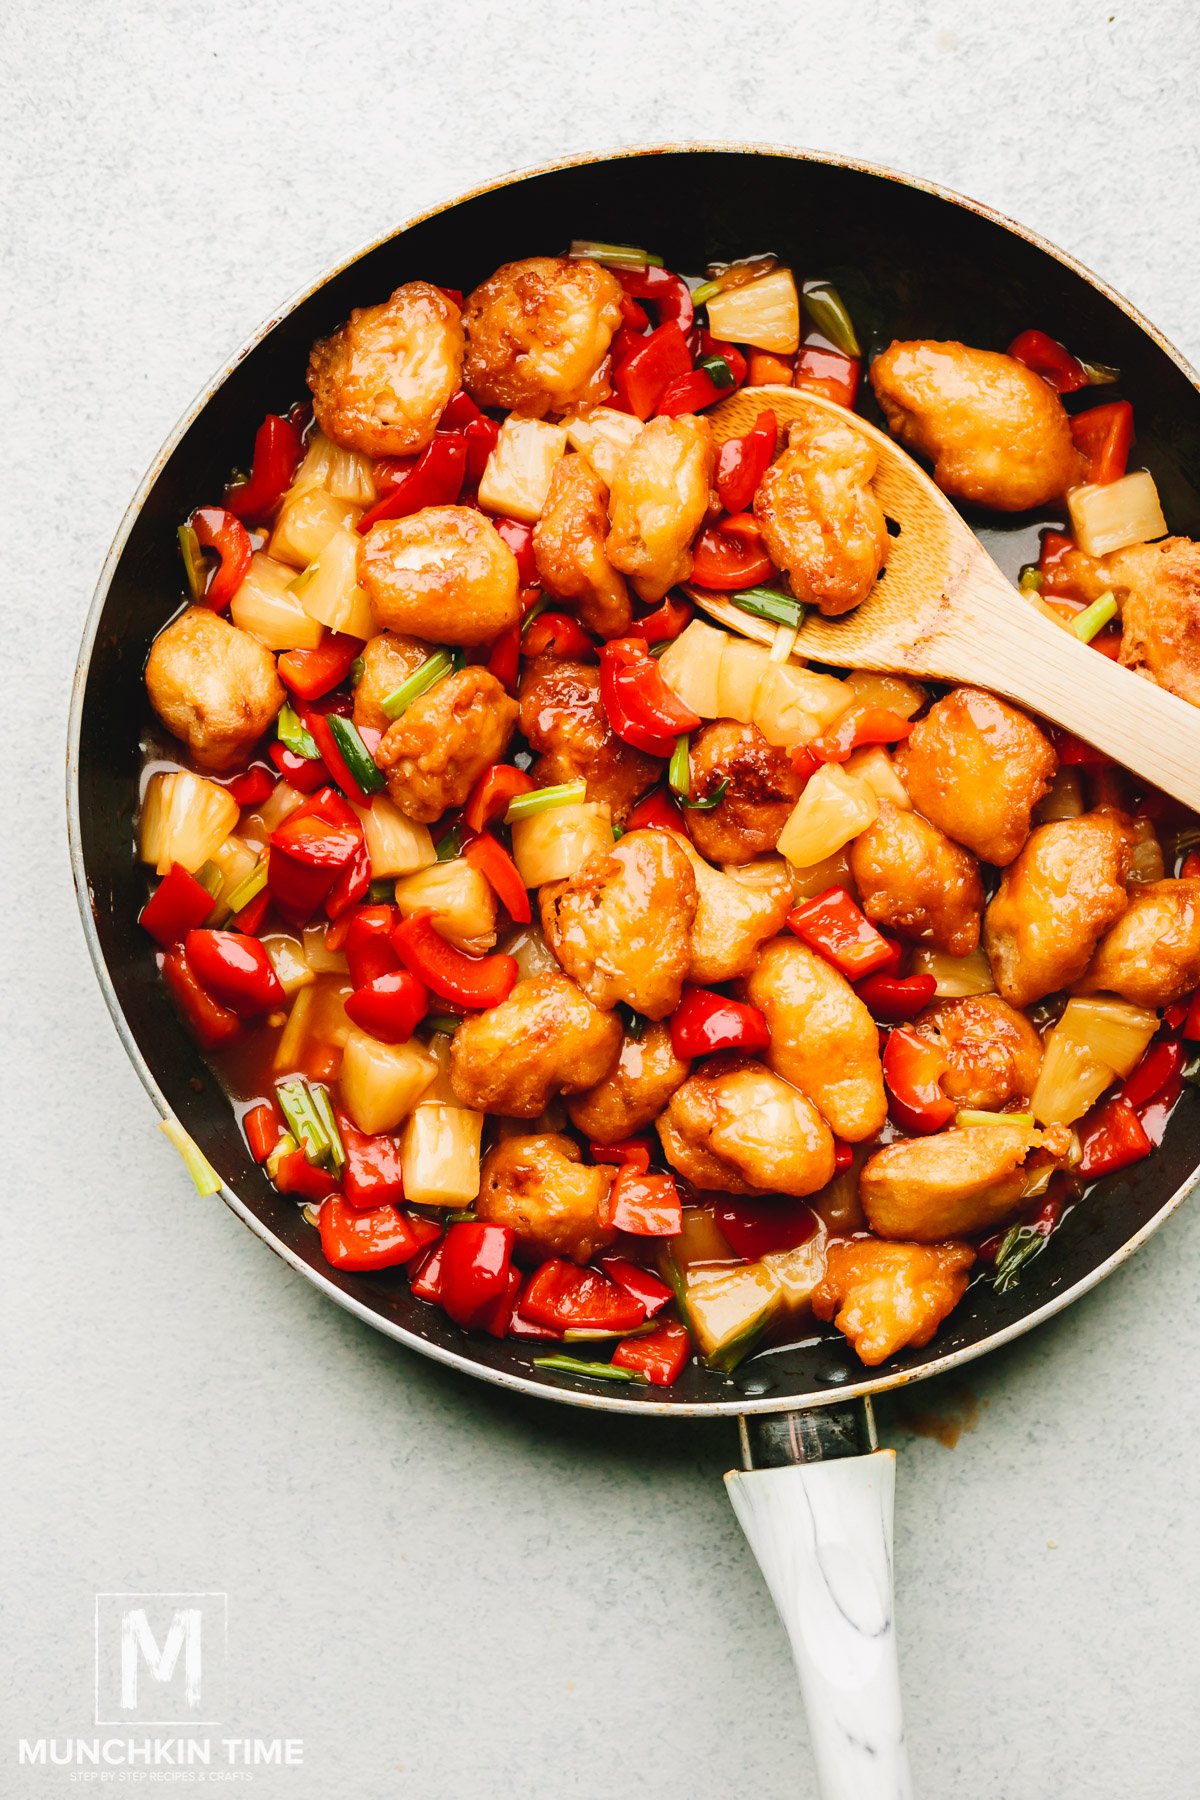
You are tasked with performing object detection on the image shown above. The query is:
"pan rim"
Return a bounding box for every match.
[67,139,1200,1418]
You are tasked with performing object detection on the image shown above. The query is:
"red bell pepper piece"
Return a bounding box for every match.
[268,789,362,926]
[456,414,502,481]
[602,1160,683,1236]
[630,595,691,644]
[392,911,518,1008]
[589,1137,654,1171]
[715,410,778,516]
[244,1101,280,1163]
[618,290,650,331]
[492,517,538,585]
[184,929,285,1017]
[1185,991,1200,1042]
[486,625,521,692]
[272,1146,340,1201]
[523,612,594,659]
[625,787,688,835]
[356,435,468,534]
[599,637,702,757]
[189,506,252,611]
[439,1221,516,1329]
[1038,529,1077,589]
[1070,400,1134,486]
[324,839,372,920]
[226,766,276,808]
[834,1140,854,1174]
[1119,1039,1185,1112]
[269,740,330,791]
[598,1256,673,1317]
[232,886,271,937]
[345,969,429,1044]
[1047,725,1115,769]
[811,708,915,765]
[319,1197,424,1271]
[301,707,376,809]
[464,833,532,924]
[161,946,243,1051]
[612,1320,690,1386]
[277,634,364,702]
[787,888,897,981]
[270,805,361,870]
[463,764,536,834]
[1007,328,1089,394]
[670,985,770,1059]
[882,1027,955,1135]
[716,1196,819,1262]
[409,1238,446,1303]
[1164,997,1190,1030]
[518,1260,646,1333]
[794,343,860,409]
[616,264,694,332]
[223,412,304,522]
[140,863,214,947]
[691,328,746,386]
[336,1113,406,1209]
[689,517,775,590]
[478,1265,524,1338]
[1079,1096,1152,1179]
[440,392,485,429]
[856,972,938,1022]
[655,368,727,416]
[345,905,401,987]
[612,322,693,421]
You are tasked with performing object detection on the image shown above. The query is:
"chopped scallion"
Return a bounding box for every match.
[504,780,586,821]
[381,649,454,720]
[681,777,729,814]
[160,1117,221,1196]
[801,280,861,358]
[367,878,395,903]
[224,857,268,916]
[1070,591,1117,643]
[690,278,722,305]
[992,1222,1051,1295]
[308,1084,346,1174]
[277,703,320,760]
[1081,359,1121,386]
[177,523,207,601]
[327,713,385,794]
[287,557,319,597]
[954,1109,1035,1129]
[348,657,365,688]
[425,1014,463,1036]
[435,825,462,862]
[1017,564,1044,594]
[697,353,736,390]
[730,586,804,629]
[444,1210,477,1224]
[568,239,663,270]
[769,621,798,663]
[668,734,691,800]
[520,596,550,634]
[563,1322,657,1342]
[451,646,467,672]
[532,1354,647,1385]
[195,861,224,900]
[276,1078,331,1168]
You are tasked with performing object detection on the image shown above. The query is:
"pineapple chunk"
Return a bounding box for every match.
[685,1262,783,1369]
[842,669,926,719]
[510,802,614,887]
[477,418,569,523]
[205,833,261,920]
[353,797,436,879]
[287,430,377,508]
[910,946,996,998]
[230,552,325,650]
[761,1221,829,1325]
[777,763,878,868]
[340,1030,438,1134]
[716,636,772,722]
[394,859,497,953]
[138,770,239,876]
[843,745,910,810]
[262,933,313,996]
[753,663,848,745]
[1067,471,1167,557]
[294,523,376,639]
[269,489,362,570]
[657,619,728,719]
[565,407,645,486]
[1031,997,1158,1126]
[704,267,801,355]
[400,1103,483,1206]
[786,846,853,900]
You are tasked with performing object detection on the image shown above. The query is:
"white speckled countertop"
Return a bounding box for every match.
[4,2,1200,1794]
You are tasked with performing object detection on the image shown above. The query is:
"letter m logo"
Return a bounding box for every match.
[95,1593,227,1724]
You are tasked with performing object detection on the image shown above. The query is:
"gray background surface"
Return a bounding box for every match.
[3,2,1199,1795]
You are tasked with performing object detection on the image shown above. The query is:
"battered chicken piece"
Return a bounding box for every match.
[462,256,624,418]
[358,506,520,646]
[1103,537,1200,706]
[849,802,984,956]
[518,657,658,825]
[684,720,802,864]
[895,687,1057,866]
[861,1121,1070,1241]
[565,1023,691,1143]
[376,668,518,823]
[306,281,464,458]
[812,1238,975,1366]
[607,414,716,602]
[448,974,622,1117]
[532,454,632,639]
[145,606,284,773]
[658,1060,836,1198]
[746,938,888,1142]
[910,994,1043,1110]
[476,1134,615,1265]
[753,410,889,615]
[870,339,1084,511]
[984,810,1134,1009]
[539,829,698,1019]
[352,630,432,735]
[670,835,793,984]
[1081,878,1200,1008]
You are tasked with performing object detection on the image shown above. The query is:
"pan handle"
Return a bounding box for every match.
[725,1402,911,1800]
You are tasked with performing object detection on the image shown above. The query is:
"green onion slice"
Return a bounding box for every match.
[504,780,586,822]
[425,1015,463,1036]
[435,825,462,862]
[563,1322,657,1342]
[277,703,320,760]
[381,650,454,720]
[993,1222,1051,1295]
[668,734,691,800]
[1017,564,1044,593]
[681,777,729,814]
[444,1210,477,1224]
[327,714,385,794]
[348,657,365,688]
[520,596,550,634]
[195,861,224,900]
[367,878,395,903]
[730,586,804,629]
[224,857,268,916]
[160,1117,221,1196]
[1081,359,1121,386]
[690,278,722,305]
[1070,591,1117,643]
[568,240,663,271]
[276,1078,331,1168]
[801,280,861,358]
[697,353,736,390]
[308,1084,346,1174]
[177,523,207,601]
[532,1354,648,1385]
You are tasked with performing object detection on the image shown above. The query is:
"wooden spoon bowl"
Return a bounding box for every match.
[695,385,1200,810]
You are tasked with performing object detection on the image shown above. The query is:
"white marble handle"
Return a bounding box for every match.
[725,1450,912,1799]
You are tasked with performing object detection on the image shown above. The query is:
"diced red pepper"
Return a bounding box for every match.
[463,764,536,834]
[794,343,860,409]
[268,789,362,926]
[612,1320,690,1386]
[1008,328,1089,394]
[603,1165,683,1236]
[392,911,517,1009]
[485,625,521,692]
[1048,725,1115,769]
[273,1146,340,1201]
[689,517,775,590]
[337,1112,406,1209]
[480,1265,524,1339]
[184,929,285,1017]
[834,1140,854,1174]
[523,612,595,658]
[655,367,727,416]
[233,886,271,937]
[625,787,688,835]
[1079,1096,1153,1179]
[630,595,692,644]
[440,1221,516,1329]
[464,833,532,924]
[492,517,538,585]
[270,805,361,870]
[599,637,702,757]
[190,506,252,611]
[1186,991,1200,1042]
[715,1196,819,1261]
[226,766,276,808]
[715,410,778,515]
[409,1237,446,1302]
[518,1260,646,1333]
[160,947,243,1051]
[345,969,429,1044]
[319,1197,424,1271]
[344,905,401,987]
[277,634,364,702]
[618,291,650,331]
[140,863,214,948]
[324,839,372,923]
[612,322,693,421]
[882,1027,954,1135]
[856,972,938,1022]
[615,264,694,333]
[223,412,304,522]
[1164,998,1190,1031]
[670,985,770,1059]
[598,1256,673,1317]
[691,328,747,387]
[1071,401,1134,486]
[811,708,914,765]
[356,435,468,534]
[244,1101,281,1163]
[1120,1039,1185,1111]
[787,888,897,980]
[440,392,485,430]
[269,741,330,791]
[301,707,376,809]
[790,745,821,785]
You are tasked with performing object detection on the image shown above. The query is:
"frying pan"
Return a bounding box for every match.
[67,145,1200,1798]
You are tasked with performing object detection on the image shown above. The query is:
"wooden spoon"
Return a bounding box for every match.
[695,385,1200,811]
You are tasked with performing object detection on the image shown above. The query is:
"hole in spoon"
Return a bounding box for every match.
[885,516,902,537]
